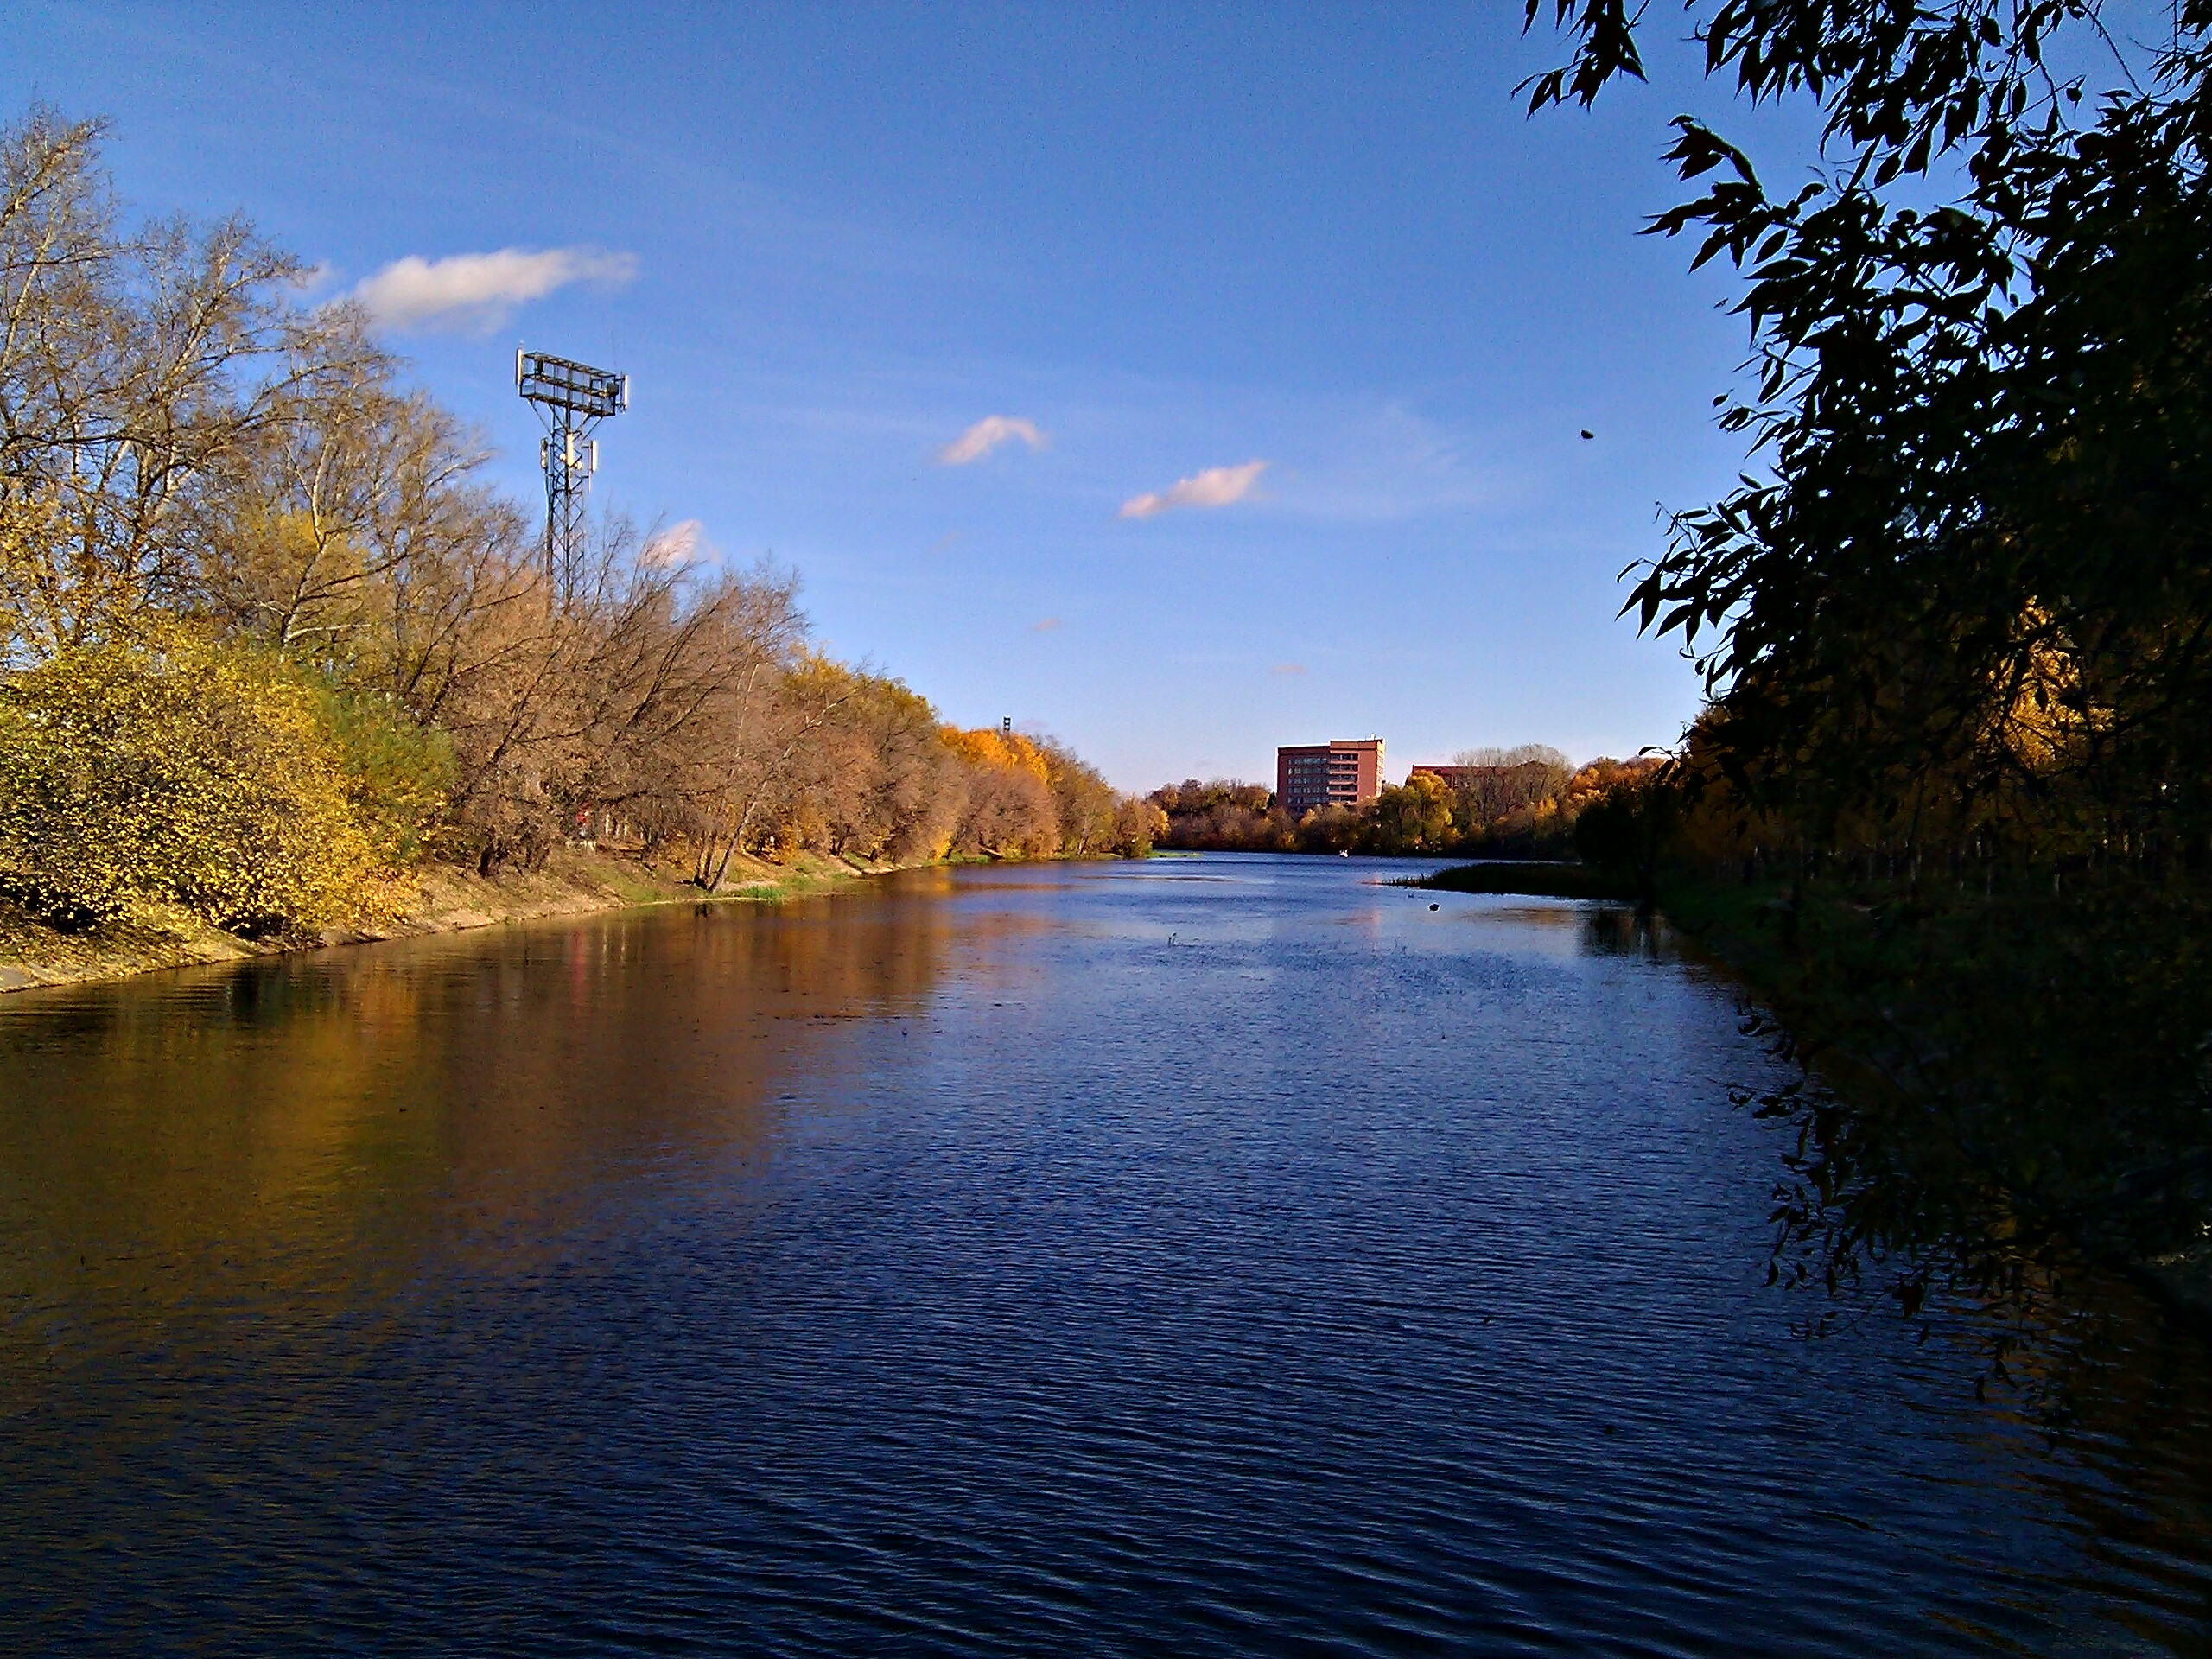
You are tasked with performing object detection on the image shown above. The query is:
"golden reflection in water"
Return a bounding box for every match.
[0,889,965,1414]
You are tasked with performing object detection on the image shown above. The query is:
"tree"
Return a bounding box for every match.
[1529,3,2212,1358]
[1572,768,1675,905]
[1147,779,1295,850]
[0,626,383,933]
[0,105,372,662]
[1363,773,1457,854]
[1035,735,1122,855]
[1528,1,2212,874]
[769,668,964,864]
[1446,746,1573,831]
[0,99,1147,940]
[942,727,1058,858]
[1110,795,1168,856]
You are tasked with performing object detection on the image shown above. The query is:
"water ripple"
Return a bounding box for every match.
[2,855,2209,1654]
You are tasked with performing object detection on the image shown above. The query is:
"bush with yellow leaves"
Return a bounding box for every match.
[0,629,386,935]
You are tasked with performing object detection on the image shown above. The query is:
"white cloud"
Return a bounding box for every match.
[349,246,637,333]
[1119,459,1268,520]
[939,415,1047,465]
[641,519,706,569]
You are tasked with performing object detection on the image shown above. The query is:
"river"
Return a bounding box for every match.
[3,854,2210,1654]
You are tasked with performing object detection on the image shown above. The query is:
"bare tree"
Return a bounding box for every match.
[1448,745,1574,828]
[0,105,374,659]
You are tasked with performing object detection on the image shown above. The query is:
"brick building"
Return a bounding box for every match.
[1276,738,1385,818]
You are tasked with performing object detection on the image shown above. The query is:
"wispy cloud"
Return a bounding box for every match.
[349,246,637,333]
[1030,616,1063,632]
[1119,459,1268,520]
[1270,663,1307,676]
[1276,404,1508,522]
[939,416,1047,465]
[640,518,707,569]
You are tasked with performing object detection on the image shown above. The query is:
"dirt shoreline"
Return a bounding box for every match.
[0,846,906,995]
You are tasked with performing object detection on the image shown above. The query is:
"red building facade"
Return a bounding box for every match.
[1276,738,1385,818]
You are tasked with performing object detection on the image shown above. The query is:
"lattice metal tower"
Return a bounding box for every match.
[517,349,628,598]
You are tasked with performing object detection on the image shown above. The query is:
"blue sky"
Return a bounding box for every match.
[10,2,1797,789]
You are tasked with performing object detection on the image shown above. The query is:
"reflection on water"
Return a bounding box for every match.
[2,886,957,1319]
[1578,904,1675,959]
[2,854,2210,1656]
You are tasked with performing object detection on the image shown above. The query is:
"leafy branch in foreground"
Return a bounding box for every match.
[1528,2,2212,1363]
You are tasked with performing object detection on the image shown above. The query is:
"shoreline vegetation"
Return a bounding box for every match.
[1508,0,2212,1385]
[1147,748,1662,862]
[0,108,1162,995]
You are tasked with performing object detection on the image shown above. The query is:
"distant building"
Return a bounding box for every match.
[1276,738,1384,817]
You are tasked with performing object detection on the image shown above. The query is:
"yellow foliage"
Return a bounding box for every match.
[1367,772,1457,852]
[0,489,119,661]
[312,682,455,867]
[942,725,1052,785]
[1988,603,2099,774]
[0,627,385,934]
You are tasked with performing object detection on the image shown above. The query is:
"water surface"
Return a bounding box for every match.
[3,855,2211,1654]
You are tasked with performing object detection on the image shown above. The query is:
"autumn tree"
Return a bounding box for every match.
[767,667,965,864]
[1363,772,1458,854]
[1148,780,1295,850]
[1529,0,2212,1351]
[0,626,383,933]
[1530,0,2212,874]
[0,101,1146,937]
[0,106,373,661]
[942,727,1058,858]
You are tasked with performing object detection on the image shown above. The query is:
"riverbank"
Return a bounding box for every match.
[0,846,906,995]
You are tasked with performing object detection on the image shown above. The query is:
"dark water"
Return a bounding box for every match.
[4,855,2212,1655]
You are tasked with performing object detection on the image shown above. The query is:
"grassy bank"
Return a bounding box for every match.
[0,847,906,995]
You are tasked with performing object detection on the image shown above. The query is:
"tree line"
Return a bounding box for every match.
[0,107,1156,940]
[1147,747,1660,857]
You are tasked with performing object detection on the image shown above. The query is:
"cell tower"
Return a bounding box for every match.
[516,349,628,597]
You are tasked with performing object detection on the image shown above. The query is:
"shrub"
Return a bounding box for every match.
[312,682,455,866]
[0,631,381,934]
